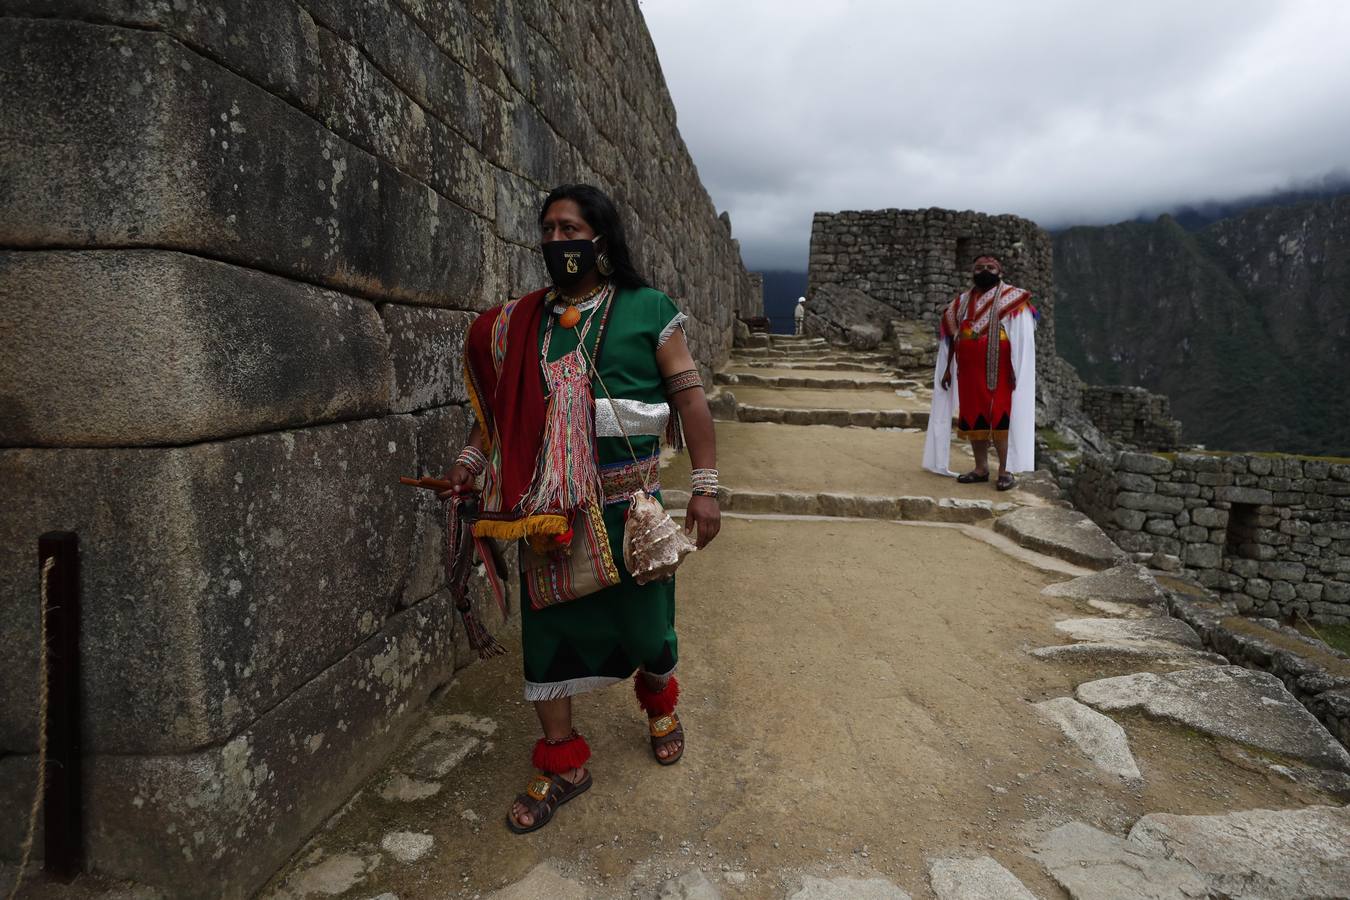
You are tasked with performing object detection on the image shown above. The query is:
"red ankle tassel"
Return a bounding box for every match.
[531,732,591,774]
[634,674,680,716]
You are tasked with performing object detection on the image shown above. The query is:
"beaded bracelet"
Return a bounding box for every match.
[456,445,488,477]
[690,467,719,499]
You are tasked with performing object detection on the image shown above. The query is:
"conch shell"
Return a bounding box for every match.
[623,490,696,585]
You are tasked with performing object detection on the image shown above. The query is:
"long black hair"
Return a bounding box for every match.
[539,184,649,289]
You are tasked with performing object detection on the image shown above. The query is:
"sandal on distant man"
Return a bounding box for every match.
[996,472,1016,491]
[956,470,990,483]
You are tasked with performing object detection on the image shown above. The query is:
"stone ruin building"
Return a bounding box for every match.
[0,2,757,895]
[805,207,1350,628]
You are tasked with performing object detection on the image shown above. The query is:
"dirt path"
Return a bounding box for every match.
[662,422,1005,501]
[260,338,1348,900]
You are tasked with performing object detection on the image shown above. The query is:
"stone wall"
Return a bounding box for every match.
[1081,385,1183,451]
[0,2,750,895]
[1074,451,1350,624]
[805,208,1089,426]
[807,208,1053,334]
[892,320,938,372]
[745,271,766,318]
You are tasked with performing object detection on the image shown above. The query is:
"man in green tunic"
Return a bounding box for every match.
[446,185,721,833]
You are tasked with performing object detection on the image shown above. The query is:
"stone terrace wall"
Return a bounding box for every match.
[1075,451,1350,623]
[1081,385,1183,451]
[0,2,750,895]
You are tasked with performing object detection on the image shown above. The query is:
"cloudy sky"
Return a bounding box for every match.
[641,1,1350,271]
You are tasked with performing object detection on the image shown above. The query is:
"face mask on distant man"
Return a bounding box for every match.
[973,271,1000,290]
[543,236,600,290]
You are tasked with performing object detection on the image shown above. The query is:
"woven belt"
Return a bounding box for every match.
[599,455,659,505]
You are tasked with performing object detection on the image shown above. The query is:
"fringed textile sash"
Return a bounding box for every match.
[463,288,567,542]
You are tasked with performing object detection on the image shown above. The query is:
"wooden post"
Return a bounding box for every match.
[38,531,81,880]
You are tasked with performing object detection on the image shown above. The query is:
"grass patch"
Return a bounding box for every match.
[1037,428,1076,453]
[1298,621,1350,658]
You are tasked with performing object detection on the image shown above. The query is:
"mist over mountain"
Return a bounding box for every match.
[1054,195,1350,456]
[1131,174,1350,232]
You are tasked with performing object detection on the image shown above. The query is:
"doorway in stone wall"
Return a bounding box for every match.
[955,237,973,275]
[1224,502,1261,559]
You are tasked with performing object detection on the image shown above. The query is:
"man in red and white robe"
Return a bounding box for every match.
[922,254,1037,490]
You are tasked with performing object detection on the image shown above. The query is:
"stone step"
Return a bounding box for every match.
[769,335,827,346]
[731,347,891,361]
[716,372,905,390]
[660,487,1013,524]
[730,359,894,373]
[732,404,930,429]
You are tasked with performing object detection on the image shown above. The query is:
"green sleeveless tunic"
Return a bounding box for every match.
[520,286,684,700]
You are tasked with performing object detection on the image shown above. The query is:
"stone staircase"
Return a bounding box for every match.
[666,332,1057,530]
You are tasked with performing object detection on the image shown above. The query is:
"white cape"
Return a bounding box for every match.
[921,310,1037,475]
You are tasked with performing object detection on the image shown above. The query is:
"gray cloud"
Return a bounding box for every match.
[642,1,1350,269]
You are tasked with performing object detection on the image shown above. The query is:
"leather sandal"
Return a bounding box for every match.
[996,472,1016,491]
[505,769,592,834]
[649,712,685,766]
[956,470,990,483]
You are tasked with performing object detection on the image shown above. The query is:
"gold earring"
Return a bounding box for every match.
[597,252,613,277]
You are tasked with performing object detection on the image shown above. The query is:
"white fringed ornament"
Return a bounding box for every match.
[623,490,696,585]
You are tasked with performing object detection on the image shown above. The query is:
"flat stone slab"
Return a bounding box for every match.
[994,507,1128,570]
[789,875,911,899]
[1076,666,1350,772]
[1129,805,1350,900]
[926,856,1036,899]
[1034,822,1211,899]
[1042,564,1167,606]
[1086,599,1161,619]
[486,862,589,900]
[1053,617,1203,649]
[653,869,723,899]
[1031,642,1226,668]
[1034,697,1142,780]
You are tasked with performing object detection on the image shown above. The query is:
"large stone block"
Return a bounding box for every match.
[1116,491,1185,514]
[1,250,393,446]
[401,405,471,605]
[0,19,487,308]
[1078,667,1350,771]
[994,506,1128,570]
[1117,451,1173,474]
[1190,506,1228,528]
[380,304,476,413]
[1215,486,1275,505]
[1,592,456,896]
[1,417,421,754]
[1259,561,1308,582]
[1183,543,1222,569]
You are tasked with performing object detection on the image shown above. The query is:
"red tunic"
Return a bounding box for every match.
[939,284,1035,441]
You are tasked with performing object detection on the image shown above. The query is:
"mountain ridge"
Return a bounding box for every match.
[1054,195,1350,456]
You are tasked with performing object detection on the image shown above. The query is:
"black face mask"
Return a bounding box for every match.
[973,271,1000,290]
[543,237,599,290]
